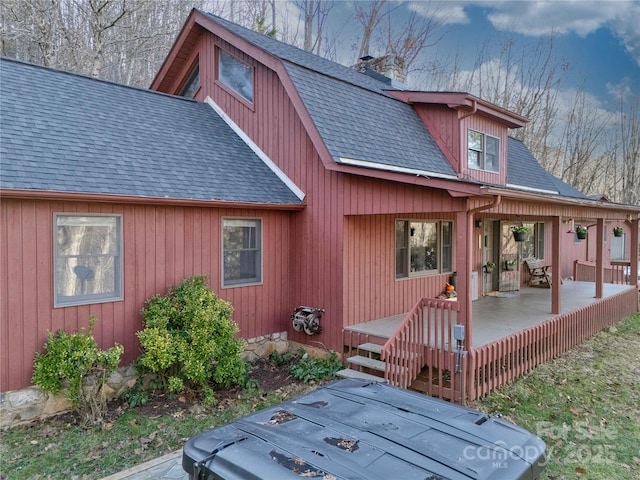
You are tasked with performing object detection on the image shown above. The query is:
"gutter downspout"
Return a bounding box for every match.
[458,99,478,121]
[469,194,502,215]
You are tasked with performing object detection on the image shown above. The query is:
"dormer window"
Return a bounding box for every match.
[218,49,254,103]
[468,130,499,172]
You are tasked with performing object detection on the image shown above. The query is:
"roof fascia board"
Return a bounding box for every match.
[194,12,283,71]
[150,9,200,90]
[0,189,305,210]
[204,96,305,201]
[388,91,528,128]
[484,186,640,213]
[505,183,559,195]
[330,162,485,196]
[337,156,459,181]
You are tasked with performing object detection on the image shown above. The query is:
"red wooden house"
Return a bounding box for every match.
[1,9,638,402]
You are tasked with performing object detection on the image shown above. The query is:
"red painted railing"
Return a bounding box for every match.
[467,288,638,401]
[380,298,459,390]
[574,260,636,285]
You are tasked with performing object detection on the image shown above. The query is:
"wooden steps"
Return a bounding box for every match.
[335,368,385,382]
[336,342,387,383]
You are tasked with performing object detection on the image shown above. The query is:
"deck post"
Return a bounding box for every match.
[552,216,561,314]
[630,217,639,291]
[595,218,604,298]
[456,210,472,351]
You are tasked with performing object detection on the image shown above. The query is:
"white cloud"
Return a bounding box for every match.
[408,1,470,25]
[474,0,640,65]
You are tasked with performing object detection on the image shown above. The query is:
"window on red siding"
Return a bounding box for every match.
[218,49,254,103]
[54,214,123,307]
[395,220,453,279]
[468,130,499,172]
[223,218,262,287]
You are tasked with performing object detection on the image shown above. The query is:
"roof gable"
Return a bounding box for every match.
[197,11,455,179]
[0,57,302,206]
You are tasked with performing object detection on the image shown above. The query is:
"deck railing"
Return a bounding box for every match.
[380,298,459,390]
[574,259,635,285]
[467,287,638,401]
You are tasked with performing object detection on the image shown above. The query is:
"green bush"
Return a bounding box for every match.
[32,316,123,425]
[136,276,247,400]
[289,350,342,383]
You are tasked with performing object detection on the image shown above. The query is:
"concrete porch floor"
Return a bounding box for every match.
[344,281,636,349]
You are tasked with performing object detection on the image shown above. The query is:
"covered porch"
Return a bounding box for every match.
[341,281,638,402]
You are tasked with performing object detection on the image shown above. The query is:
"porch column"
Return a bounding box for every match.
[552,216,561,314]
[456,210,472,349]
[631,217,639,288]
[595,218,605,298]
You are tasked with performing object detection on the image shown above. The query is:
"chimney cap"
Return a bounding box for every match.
[359,55,374,62]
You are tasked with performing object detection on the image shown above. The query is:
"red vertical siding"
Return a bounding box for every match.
[0,199,292,391]
[343,213,456,327]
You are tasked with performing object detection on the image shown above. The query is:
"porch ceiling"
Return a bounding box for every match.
[345,282,635,349]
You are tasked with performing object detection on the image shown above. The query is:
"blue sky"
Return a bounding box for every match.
[433,0,640,107]
[295,0,640,110]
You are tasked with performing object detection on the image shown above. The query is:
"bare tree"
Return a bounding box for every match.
[354,0,388,59]
[555,87,611,193]
[295,0,334,54]
[607,89,640,205]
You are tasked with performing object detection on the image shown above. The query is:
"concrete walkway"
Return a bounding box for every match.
[100,450,187,480]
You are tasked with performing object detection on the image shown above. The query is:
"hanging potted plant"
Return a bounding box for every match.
[576,225,588,239]
[484,261,495,273]
[511,225,530,242]
[505,259,517,271]
[613,226,623,237]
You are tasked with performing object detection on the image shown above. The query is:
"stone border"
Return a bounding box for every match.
[1,332,290,430]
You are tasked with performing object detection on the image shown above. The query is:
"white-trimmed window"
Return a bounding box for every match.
[218,49,254,103]
[54,214,123,307]
[468,130,499,172]
[223,218,262,287]
[395,220,453,278]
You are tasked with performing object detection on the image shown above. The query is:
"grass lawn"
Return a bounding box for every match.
[474,312,640,479]
[1,313,638,479]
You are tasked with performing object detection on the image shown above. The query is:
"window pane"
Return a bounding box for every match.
[180,64,200,98]
[468,150,480,169]
[395,221,408,277]
[55,215,121,306]
[441,221,453,272]
[223,219,261,286]
[218,50,253,102]
[536,223,545,258]
[468,131,482,151]
[485,136,499,171]
[410,222,438,272]
[520,223,537,259]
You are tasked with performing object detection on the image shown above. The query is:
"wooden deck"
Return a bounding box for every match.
[344,281,635,348]
[343,281,638,402]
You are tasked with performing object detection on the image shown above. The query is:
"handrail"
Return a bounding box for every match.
[380,297,459,389]
[574,259,635,285]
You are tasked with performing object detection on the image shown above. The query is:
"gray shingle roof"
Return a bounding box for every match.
[0,57,302,205]
[507,137,586,198]
[202,11,455,177]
